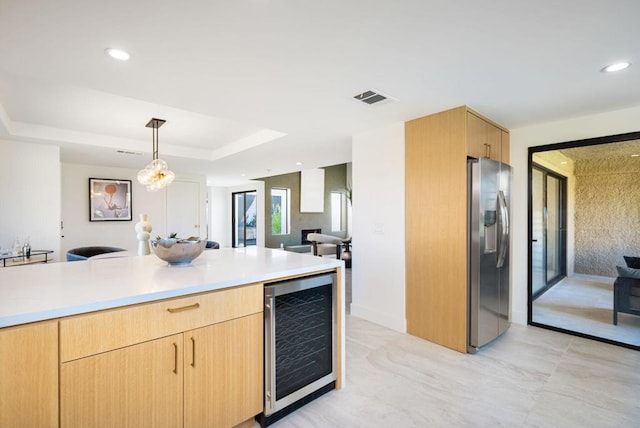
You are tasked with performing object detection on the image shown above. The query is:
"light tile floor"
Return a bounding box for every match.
[271,316,640,427]
[533,274,640,346]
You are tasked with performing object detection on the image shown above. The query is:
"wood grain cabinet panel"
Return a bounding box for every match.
[59,284,264,427]
[405,106,469,352]
[0,321,58,428]
[466,110,504,161]
[184,313,263,427]
[61,317,263,428]
[500,129,510,163]
[405,106,509,353]
[60,283,263,362]
[60,334,184,428]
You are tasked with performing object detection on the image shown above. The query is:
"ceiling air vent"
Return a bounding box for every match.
[353,90,390,105]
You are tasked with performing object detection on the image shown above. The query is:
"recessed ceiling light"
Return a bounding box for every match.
[601,62,631,73]
[296,162,302,166]
[241,173,246,177]
[105,48,130,61]
[560,161,568,165]
[631,154,640,157]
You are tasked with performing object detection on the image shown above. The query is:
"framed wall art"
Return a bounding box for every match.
[89,178,132,221]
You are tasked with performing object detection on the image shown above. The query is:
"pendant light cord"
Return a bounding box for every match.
[152,120,159,161]
[138,117,173,191]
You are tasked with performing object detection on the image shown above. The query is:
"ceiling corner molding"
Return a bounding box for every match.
[0,115,215,161]
[209,129,287,161]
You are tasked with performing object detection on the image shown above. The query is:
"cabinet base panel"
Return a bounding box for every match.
[256,381,335,427]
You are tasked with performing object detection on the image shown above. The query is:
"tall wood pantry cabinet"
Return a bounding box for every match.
[405,105,510,352]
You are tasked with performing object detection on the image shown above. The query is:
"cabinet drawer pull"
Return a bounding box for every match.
[191,337,196,368]
[167,302,200,313]
[173,342,178,374]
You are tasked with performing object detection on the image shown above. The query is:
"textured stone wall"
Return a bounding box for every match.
[574,157,640,276]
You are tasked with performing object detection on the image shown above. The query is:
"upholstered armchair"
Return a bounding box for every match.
[66,246,126,261]
[613,256,640,325]
[306,233,344,259]
[205,241,220,249]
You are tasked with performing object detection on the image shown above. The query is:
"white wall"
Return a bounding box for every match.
[208,186,229,247]
[350,105,640,333]
[351,122,406,332]
[509,105,640,324]
[209,181,265,248]
[0,140,61,260]
[61,163,206,256]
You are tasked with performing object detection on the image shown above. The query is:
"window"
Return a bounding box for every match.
[271,188,290,235]
[331,192,343,232]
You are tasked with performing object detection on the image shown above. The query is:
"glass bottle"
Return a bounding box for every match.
[12,237,21,257]
[11,237,21,262]
[23,237,31,259]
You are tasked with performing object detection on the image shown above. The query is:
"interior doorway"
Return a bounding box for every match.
[232,190,257,248]
[531,165,567,299]
[166,180,201,238]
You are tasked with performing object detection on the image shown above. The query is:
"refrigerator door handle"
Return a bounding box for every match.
[496,190,509,268]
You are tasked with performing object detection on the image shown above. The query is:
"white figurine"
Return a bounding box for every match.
[135,214,153,256]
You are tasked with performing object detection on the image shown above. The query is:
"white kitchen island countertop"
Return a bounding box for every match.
[0,247,343,328]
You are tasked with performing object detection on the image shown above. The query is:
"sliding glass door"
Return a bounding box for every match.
[545,174,563,283]
[531,165,567,299]
[232,191,257,248]
[532,168,545,296]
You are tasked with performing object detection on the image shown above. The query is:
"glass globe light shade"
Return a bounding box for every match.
[138,159,175,191]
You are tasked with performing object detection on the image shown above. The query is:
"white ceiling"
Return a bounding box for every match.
[1,0,639,185]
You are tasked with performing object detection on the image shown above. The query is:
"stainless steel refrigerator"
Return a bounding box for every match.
[468,157,511,353]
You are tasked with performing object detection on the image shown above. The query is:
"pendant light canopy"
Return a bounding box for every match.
[137,118,175,191]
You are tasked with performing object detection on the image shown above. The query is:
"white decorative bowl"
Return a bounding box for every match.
[150,238,206,266]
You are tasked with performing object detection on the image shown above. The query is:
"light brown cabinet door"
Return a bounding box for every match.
[0,321,58,428]
[60,334,183,428]
[466,111,502,160]
[184,313,263,427]
[500,129,510,163]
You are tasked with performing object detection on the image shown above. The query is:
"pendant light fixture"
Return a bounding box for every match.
[137,118,175,191]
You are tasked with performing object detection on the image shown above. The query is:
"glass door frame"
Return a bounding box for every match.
[527,131,640,351]
[232,190,257,248]
[531,163,567,300]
